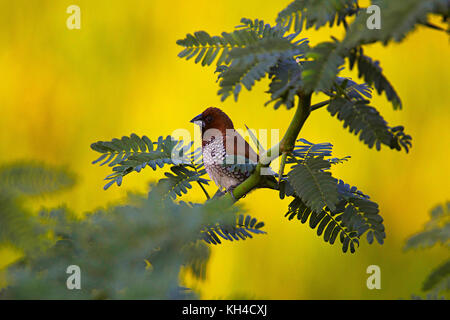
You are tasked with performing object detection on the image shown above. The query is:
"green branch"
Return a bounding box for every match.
[310,99,331,111]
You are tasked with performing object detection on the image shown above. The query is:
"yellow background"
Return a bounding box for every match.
[0,0,449,299]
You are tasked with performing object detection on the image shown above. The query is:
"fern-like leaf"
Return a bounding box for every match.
[323,76,372,102]
[0,162,76,197]
[216,36,308,102]
[302,41,345,93]
[266,57,303,109]
[422,259,450,293]
[327,97,412,152]
[404,202,450,250]
[158,165,209,201]
[236,18,287,38]
[276,0,359,32]
[287,156,339,213]
[201,214,266,245]
[343,0,449,47]
[177,29,260,67]
[91,135,191,190]
[349,50,402,109]
[286,197,359,253]
[289,138,333,162]
[285,179,385,253]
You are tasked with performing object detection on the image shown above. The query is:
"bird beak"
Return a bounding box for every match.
[190,113,204,127]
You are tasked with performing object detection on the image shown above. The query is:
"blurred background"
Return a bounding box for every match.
[0,0,449,299]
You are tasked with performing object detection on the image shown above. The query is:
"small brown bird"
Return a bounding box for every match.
[190,107,259,197]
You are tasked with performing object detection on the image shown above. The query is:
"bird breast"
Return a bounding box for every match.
[202,138,245,191]
[202,138,225,165]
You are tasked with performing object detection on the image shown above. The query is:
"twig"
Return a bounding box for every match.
[197,181,210,200]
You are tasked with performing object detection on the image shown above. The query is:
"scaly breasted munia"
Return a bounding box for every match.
[190,107,259,196]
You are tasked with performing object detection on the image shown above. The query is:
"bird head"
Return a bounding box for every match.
[190,107,234,135]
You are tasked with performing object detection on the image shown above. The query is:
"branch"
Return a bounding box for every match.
[310,99,331,111]
[280,93,312,153]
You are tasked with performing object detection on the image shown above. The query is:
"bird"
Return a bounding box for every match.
[190,107,259,198]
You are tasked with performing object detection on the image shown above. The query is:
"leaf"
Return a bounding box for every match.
[216,36,308,102]
[285,196,359,253]
[349,51,402,110]
[266,57,303,109]
[277,0,359,32]
[0,195,48,253]
[245,125,265,153]
[289,138,333,162]
[285,178,386,253]
[0,162,76,197]
[404,202,450,250]
[322,76,372,102]
[201,214,266,245]
[327,97,412,152]
[287,156,339,213]
[177,29,260,67]
[302,41,345,93]
[157,165,209,200]
[422,259,450,292]
[92,135,194,190]
[343,0,449,47]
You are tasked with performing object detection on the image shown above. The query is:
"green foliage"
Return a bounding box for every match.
[343,0,449,47]
[283,140,385,253]
[1,162,266,299]
[405,202,450,250]
[323,77,372,102]
[327,97,412,152]
[422,259,450,293]
[201,214,266,245]
[0,162,76,254]
[215,34,308,102]
[287,156,339,213]
[177,28,260,67]
[88,0,446,262]
[348,49,402,109]
[0,161,76,196]
[0,194,47,255]
[91,134,190,190]
[157,165,209,200]
[302,41,345,93]
[405,202,450,299]
[177,0,446,111]
[266,57,303,109]
[290,138,333,161]
[276,0,359,32]
[179,18,309,105]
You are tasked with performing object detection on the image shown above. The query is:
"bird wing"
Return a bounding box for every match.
[224,130,259,163]
[221,130,259,177]
[222,129,278,182]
